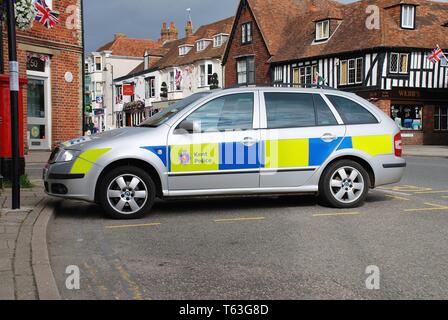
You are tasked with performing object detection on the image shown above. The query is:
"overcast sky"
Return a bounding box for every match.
[84,0,240,52]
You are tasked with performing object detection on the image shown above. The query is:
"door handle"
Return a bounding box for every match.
[320,133,338,142]
[241,137,257,147]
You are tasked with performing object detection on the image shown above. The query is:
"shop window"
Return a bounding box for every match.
[391,105,423,130]
[434,106,448,131]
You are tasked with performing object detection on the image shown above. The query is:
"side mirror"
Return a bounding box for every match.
[174,120,195,134]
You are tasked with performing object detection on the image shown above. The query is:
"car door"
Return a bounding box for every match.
[259,91,346,188]
[167,91,261,192]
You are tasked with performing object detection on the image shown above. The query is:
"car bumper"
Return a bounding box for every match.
[43,162,97,202]
[373,155,406,187]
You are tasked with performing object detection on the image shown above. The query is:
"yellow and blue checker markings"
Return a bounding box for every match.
[142,135,393,173]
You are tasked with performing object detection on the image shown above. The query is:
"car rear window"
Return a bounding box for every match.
[326,95,378,125]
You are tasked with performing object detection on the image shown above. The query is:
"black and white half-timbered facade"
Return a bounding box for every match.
[224,0,448,145]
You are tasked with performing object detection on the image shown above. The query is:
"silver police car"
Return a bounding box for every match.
[44,87,406,219]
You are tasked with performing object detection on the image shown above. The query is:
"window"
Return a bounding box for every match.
[391,105,423,130]
[115,85,123,104]
[401,5,415,29]
[181,93,254,133]
[237,57,255,85]
[95,82,103,95]
[390,53,409,74]
[95,56,102,71]
[179,45,192,56]
[339,58,363,85]
[241,22,252,44]
[296,65,318,85]
[197,40,209,51]
[314,95,338,126]
[434,106,448,131]
[327,95,378,125]
[145,77,155,99]
[264,93,316,129]
[169,71,175,92]
[199,64,213,87]
[214,35,223,47]
[315,20,330,41]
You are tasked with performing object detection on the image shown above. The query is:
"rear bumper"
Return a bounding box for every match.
[373,156,406,187]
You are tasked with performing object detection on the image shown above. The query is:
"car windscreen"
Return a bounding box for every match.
[139,92,212,128]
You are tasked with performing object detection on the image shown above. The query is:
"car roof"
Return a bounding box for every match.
[218,86,351,96]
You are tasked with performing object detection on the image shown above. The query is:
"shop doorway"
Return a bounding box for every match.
[27,77,50,149]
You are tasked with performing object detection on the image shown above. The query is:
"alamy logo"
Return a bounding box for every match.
[65,265,80,290]
[365,265,380,290]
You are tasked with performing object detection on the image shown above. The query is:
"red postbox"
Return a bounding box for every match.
[0,74,27,179]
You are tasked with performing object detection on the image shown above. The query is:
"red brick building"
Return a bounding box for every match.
[1,0,84,154]
[223,0,448,145]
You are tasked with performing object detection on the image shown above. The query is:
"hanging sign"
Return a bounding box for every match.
[123,84,134,96]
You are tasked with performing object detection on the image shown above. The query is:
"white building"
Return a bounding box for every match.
[85,33,161,132]
[113,17,234,127]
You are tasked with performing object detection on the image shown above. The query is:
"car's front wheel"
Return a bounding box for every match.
[99,166,155,219]
[320,159,370,208]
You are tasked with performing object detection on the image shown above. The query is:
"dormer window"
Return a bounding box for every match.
[213,34,229,48]
[401,5,415,29]
[315,20,330,41]
[179,45,193,56]
[197,40,210,52]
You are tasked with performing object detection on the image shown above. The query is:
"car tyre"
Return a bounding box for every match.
[99,166,156,219]
[319,159,370,209]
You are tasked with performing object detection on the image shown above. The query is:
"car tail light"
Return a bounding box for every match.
[394,133,403,157]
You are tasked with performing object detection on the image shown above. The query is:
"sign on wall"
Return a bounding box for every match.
[123,84,134,96]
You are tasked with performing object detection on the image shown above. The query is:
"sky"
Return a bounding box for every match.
[84,0,240,52]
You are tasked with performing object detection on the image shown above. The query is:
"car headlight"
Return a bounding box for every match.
[55,149,81,163]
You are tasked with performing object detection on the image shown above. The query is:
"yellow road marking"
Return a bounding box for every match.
[442,196,448,199]
[114,262,145,300]
[214,217,265,223]
[375,189,412,196]
[313,212,360,217]
[105,222,161,230]
[404,203,448,213]
[378,185,432,193]
[414,190,448,194]
[384,194,410,201]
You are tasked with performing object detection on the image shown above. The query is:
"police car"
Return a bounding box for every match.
[44,87,406,219]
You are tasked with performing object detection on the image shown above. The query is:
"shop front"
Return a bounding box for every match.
[365,89,448,145]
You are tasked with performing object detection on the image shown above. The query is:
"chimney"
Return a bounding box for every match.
[185,20,193,38]
[169,22,178,41]
[160,22,169,43]
[114,33,126,40]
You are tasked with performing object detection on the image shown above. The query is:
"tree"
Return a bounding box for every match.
[209,73,219,89]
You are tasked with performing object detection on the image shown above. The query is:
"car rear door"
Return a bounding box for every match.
[259,91,346,188]
[167,91,261,192]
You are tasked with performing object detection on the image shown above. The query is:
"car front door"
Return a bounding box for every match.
[167,91,261,193]
[259,91,346,188]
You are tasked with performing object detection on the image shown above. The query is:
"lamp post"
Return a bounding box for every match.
[5,0,21,209]
[103,63,115,128]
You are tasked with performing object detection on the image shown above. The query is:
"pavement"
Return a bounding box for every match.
[48,156,448,300]
[404,145,448,158]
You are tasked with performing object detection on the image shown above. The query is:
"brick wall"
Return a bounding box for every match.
[224,5,271,87]
[1,0,83,150]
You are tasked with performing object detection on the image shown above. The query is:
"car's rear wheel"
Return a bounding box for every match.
[99,166,155,219]
[319,159,370,208]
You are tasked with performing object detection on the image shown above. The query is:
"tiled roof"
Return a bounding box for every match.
[238,0,448,63]
[155,16,234,69]
[96,35,161,58]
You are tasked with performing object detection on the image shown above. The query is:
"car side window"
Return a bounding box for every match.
[326,95,378,125]
[313,95,338,126]
[264,92,315,129]
[179,93,254,133]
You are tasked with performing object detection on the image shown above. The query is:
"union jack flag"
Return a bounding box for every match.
[427,46,445,63]
[34,0,60,29]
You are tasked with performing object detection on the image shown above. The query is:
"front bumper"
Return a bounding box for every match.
[43,161,98,202]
